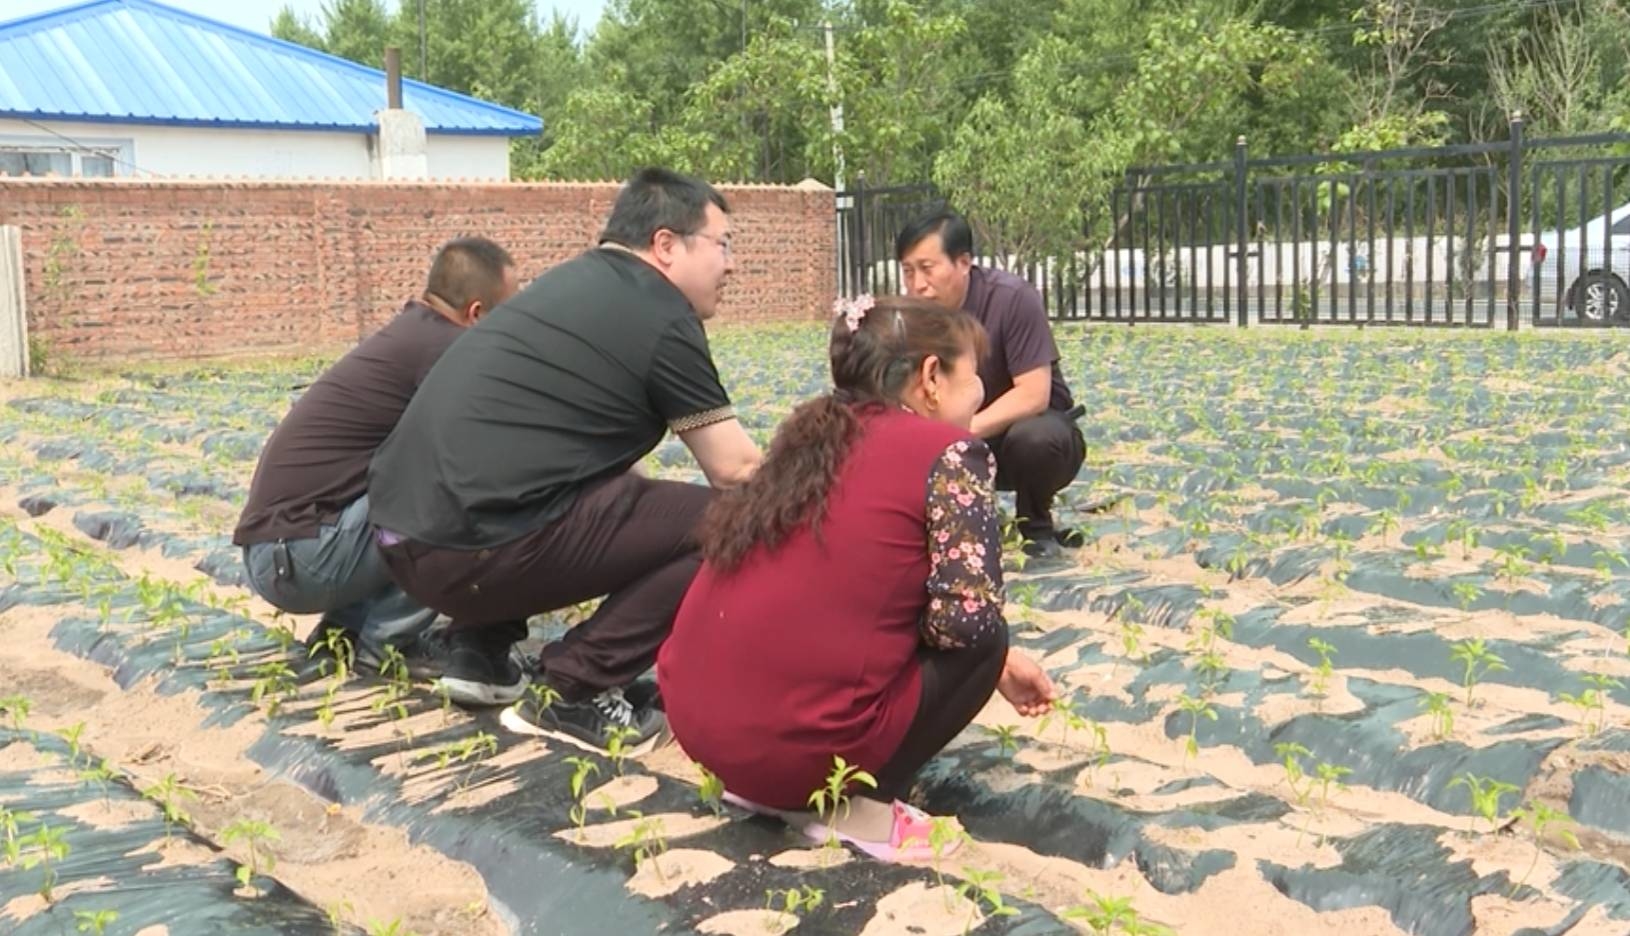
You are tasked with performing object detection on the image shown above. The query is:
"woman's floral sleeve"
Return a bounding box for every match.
[921,438,1006,649]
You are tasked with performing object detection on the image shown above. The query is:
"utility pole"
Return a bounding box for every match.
[824,20,847,195]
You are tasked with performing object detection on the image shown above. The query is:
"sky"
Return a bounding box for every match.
[2,0,609,37]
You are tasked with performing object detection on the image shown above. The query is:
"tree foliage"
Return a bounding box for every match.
[269,0,1630,255]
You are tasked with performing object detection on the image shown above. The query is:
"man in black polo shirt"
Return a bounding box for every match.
[369,168,762,751]
[234,237,519,689]
[897,212,1086,560]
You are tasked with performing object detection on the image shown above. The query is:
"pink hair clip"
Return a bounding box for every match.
[834,294,876,332]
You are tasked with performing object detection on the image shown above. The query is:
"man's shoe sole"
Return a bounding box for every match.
[498,705,669,757]
[434,674,530,708]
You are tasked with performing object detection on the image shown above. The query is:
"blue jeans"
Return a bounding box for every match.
[242,495,436,658]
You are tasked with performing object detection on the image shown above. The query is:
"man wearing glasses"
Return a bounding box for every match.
[367,168,761,752]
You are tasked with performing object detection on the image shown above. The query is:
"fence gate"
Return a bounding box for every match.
[1523,133,1630,329]
[1247,138,1514,328]
[1087,153,1240,324]
[836,121,1630,330]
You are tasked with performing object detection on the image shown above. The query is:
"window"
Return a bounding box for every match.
[79,153,115,177]
[0,144,122,178]
[0,150,70,176]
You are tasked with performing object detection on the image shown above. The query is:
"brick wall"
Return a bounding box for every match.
[0,178,837,361]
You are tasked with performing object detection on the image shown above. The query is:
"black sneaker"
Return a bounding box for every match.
[622,678,664,713]
[500,686,666,756]
[432,626,529,708]
[1054,527,1088,549]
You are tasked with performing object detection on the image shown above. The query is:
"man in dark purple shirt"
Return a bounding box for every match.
[897,212,1085,559]
[235,237,520,701]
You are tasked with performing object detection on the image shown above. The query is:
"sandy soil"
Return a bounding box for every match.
[0,550,503,936]
[6,351,1630,935]
[697,908,801,934]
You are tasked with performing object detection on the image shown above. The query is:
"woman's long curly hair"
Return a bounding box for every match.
[698,295,987,571]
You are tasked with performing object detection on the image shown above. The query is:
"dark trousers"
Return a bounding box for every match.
[870,624,1010,802]
[379,473,713,702]
[991,409,1086,541]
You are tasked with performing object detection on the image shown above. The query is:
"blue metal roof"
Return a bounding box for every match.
[0,0,542,136]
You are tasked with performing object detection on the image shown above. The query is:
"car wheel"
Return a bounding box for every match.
[1574,272,1629,325]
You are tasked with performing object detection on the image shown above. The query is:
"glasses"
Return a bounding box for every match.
[686,231,734,257]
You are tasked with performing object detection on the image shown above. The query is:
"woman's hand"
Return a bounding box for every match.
[996,650,1056,718]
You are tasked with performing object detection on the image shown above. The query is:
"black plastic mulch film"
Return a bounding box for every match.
[3,333,1630,934]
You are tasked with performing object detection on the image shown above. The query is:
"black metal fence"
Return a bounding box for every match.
[836,119,1630,329]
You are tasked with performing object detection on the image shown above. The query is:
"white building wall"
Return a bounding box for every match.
[0,118,511,181]
[425,135,512,181]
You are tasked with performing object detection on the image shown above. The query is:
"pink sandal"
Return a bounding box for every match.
[802,799,961,863]
[723,791,962,863]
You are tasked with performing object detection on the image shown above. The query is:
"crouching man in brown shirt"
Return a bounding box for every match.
[233,238,520,701]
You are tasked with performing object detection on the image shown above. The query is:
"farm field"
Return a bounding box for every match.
[2,325,1630,935]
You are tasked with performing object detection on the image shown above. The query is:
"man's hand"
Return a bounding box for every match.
[996,650,1056,718]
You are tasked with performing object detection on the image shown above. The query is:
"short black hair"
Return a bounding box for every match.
[426,237,515,311]
[895,211,974,262]
[599,167,730,249]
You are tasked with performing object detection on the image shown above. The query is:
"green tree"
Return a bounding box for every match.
[1100,10,1319,167]
[535,76,685,180]
[948,0,1066,102]
[275,0,541,105]
[530,14,588,133]
[283,0,1630,185]
[676,20,831,182]
[832,0,972,185]
[322,0,394,70]
[666,0,973,185]
[934,35,1122,268]
[588,0,821,134]
[1043,0,1158,119]
[511,13,587,174]
[269,6,325,49]
[405,0,542,105]
[269,0,404,73]
[1489,0,1620,139]
[541,0,975,185]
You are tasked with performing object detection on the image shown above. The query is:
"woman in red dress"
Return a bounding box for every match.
[658,295,1056,861]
